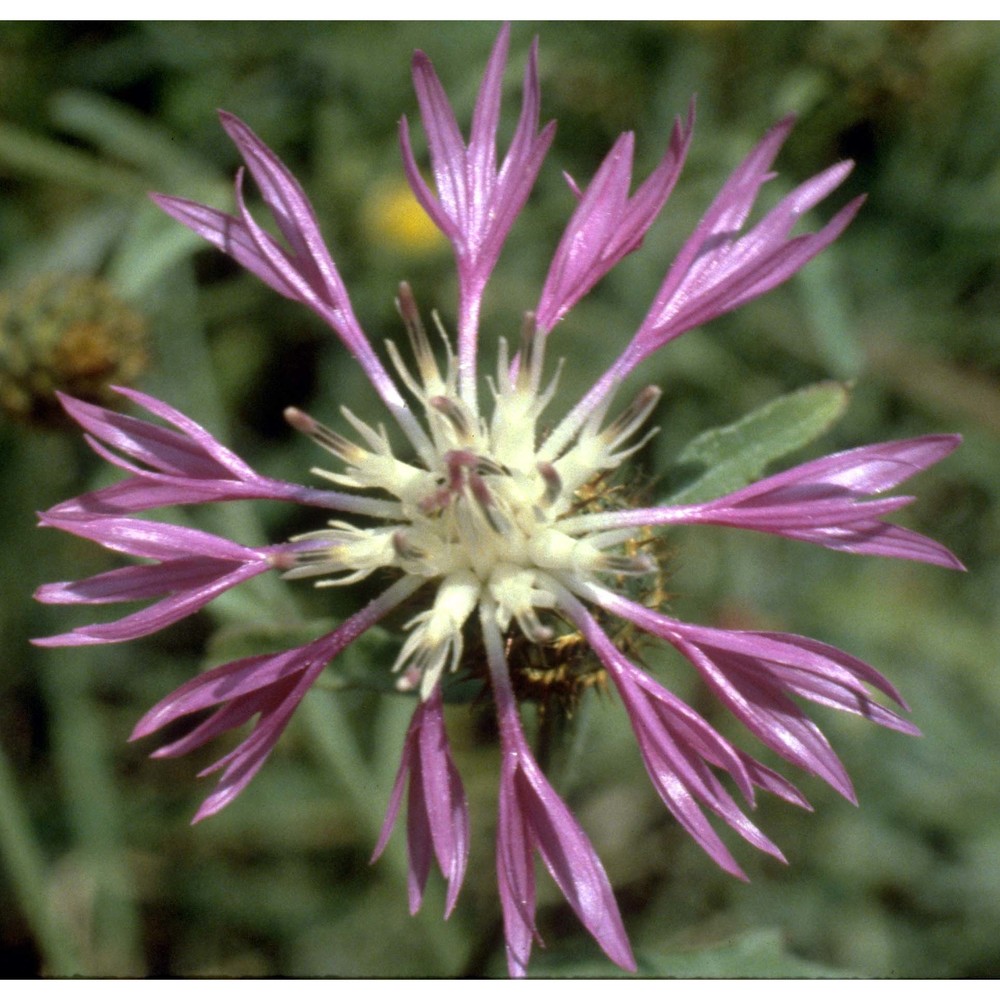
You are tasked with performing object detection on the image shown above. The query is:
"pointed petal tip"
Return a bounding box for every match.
[489,21,512,58]
[708,846,749,882]
[838,191,867,221]
[130,705,171,742]
[410,49,433,74]
[29,635,61,648]
[127,724,147,744]
[191,798,223,824]
[407,895,424,917]
[613,949,639,975]
[684,94,697,126]
[920,431,962,463]
[217,108,248,135]
[192,777,247,823]
[50,390,90,423]
[31,631,100,648]
[149,191,205,222]
[830,158,856,181]
[35,509,81,529]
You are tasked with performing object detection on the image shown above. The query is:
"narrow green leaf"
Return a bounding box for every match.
[0,122,143,196]
[51,90,223,194]
[205,619,342,667]
[0,740,83,976]
[664,380,851,504]
[39,653,144,975]
[640,928,854,978]
[525,929,852,978]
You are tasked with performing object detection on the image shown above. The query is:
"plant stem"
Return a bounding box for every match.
[0,739,82,976]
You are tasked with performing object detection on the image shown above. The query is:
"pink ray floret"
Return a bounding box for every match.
[152,118,434,462]
[371,688,469,918]
[535,102,695,334]
[130,576,422,821]
[483,604,634,977]
[34,514,280,646]
[48,387,393,518]
[565,592,806,879]
[559,435,965,568]
[400,24,555,403]
[586,584,920,804]
[550,118,865,444]
[631,118,863,362]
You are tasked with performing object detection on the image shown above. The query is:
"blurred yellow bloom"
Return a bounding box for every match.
[364,179,445,254]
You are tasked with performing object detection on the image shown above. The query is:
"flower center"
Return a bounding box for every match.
[283,287,661,698]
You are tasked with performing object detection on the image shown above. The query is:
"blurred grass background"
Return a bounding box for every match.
[1,21,998,977]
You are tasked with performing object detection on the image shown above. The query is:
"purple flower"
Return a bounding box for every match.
[35,27,962,976]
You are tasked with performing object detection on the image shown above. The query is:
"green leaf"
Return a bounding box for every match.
[50,90,225,194]
[526,929,853,978]
[204,619,341,667]
[0,121,144,196]
[638,929,853,978]
[325,624,406,694]
[664,381,851,504]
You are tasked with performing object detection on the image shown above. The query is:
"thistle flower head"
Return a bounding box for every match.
[35,27,962,977]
